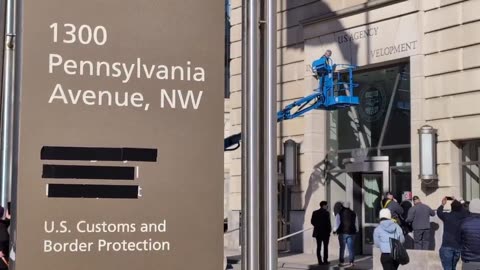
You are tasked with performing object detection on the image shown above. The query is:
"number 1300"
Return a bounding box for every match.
[49,23,107,46]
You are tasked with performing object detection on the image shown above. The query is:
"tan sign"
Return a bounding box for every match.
[12,1,224,269]
[306,13,420,66]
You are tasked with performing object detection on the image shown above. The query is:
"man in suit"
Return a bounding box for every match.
[311,201,332,265]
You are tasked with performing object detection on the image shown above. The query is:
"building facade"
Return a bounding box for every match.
[224,0,480,255]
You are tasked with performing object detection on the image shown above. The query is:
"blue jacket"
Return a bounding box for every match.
[374,220,405,253]
[461,214,480,262]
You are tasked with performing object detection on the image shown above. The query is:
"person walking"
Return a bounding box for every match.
[438,197,468,270]
[460,198,480,270]
[311,201,331,265]
[374,208,405,270]
[405,195,435,250]
[334,201,357,268]
[382,192,404,224]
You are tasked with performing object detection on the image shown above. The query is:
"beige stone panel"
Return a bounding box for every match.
[231,24,242,42]
[278,116,305,137]
[301,132,326,154]
[228,178,242,194]
[230,160,242,179]
[278,80,307,101]
[450,91,480,117]
[463,44,480,70]
[230,147,241,160]
[304,110,326,134]
[422,0,440,11]
[424,49,461,76]
[230,57,242,76]
[300,153,318,176]
[231,0,242,9]
[437,164,454,187]
[277,0,316,12]
[410,125,421,182]
[277,44,304,66]
[230,119,241,133]
[230,6,242,26]
[230,40,242,59]
[410,98,424,121]
[463,0,480,23]
[461,69,480,93]
[277,61,305,82]
[411,76,424,100]
[433,116,480,141]
[424,75,443,98]
[230,105,242,125]
[230,74,242,92]
[463,22,480,47]
[411,55,425,78]
[276,0,369,30]
[303,1,417,40]
[424,71,466,98]
[423,32,438,55]
[424,97,449,120]
[424,3,461,33]
[425,21,480,54]
[440,0,464,7]
[426,27,463,54]
[437,141,453,165]
[228,192,242,211]
[229,91,241,109]
[278,25,303,48]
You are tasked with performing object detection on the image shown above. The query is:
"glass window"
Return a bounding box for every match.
[327,63,411,170]
[462,141,480,201]
[328,64,410,152]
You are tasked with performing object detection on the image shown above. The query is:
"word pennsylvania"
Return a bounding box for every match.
[48,54,206,84]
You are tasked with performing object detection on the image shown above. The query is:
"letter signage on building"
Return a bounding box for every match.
[307,13,420,66]
[12,1,224,269]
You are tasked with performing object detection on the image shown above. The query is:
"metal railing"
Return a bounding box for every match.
[224,227,313,242]
[277,227,313,242]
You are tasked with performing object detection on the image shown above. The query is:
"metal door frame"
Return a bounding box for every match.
[359,173,383,255]
[344,156,389,255]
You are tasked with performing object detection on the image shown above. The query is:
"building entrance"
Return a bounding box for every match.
[345,156,389,255]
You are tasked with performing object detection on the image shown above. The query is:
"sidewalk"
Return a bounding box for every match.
[225,249,373,270]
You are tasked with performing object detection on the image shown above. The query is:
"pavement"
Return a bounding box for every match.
[225,249,373,270]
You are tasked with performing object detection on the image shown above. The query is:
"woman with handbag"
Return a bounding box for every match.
[374,208,406,270]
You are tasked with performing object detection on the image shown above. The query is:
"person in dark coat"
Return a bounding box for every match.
[438,197,468,270]
[311,201,331,265]
[382,192,404,224]
[406,195,435,250]
[334,201,357,268]
[461,198,480,270]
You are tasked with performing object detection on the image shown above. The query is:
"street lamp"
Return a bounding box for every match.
[284,139,298,186]
[418,125,438,181]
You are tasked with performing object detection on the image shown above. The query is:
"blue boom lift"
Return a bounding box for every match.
[224,56,359,151]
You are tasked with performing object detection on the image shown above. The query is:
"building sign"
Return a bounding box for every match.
[336,27,379,44]
[306,13,420,66]
[12,1,224,269]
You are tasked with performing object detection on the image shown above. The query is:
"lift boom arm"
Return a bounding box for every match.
[224,60,358,151]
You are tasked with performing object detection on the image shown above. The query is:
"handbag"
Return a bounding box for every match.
[390,228,409,265]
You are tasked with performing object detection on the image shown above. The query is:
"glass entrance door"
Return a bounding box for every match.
[361,173,383,255]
